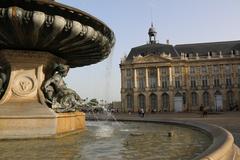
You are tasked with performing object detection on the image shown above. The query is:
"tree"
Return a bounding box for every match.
[88,98,99,107]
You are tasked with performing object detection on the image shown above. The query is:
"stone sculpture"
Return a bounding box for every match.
[0,66,7,97]
[43,64,83,113]
[0,0,115,138]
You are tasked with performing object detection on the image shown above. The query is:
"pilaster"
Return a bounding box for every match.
[157,67,161,87]
[134,68,137,88]
[145,68,149,88]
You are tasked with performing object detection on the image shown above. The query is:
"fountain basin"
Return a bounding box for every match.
[0,121,212,160]
[1,119,238,159]
[0,111,85,139]
[116,119,240,160]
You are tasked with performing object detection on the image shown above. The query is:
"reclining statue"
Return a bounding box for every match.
[0,66,7,98]
[42,64,84,113]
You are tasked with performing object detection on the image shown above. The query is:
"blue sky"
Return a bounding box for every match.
[58,0,240,102]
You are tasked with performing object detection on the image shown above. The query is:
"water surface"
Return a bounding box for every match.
[0,121,211,160]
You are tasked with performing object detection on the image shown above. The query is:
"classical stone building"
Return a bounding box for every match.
[120,24,240,113]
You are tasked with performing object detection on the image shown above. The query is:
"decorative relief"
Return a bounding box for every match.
[1,50,65,64]
[23,10,33,24]
[64,20,73,32]
[133,54,172,63]
[45,15,54,27]
[12,74,37,97]
[0,8,6,18]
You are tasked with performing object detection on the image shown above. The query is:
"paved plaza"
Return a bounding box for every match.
[111,112,240,147]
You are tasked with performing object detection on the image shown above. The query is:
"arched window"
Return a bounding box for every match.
[150,93,157,112]
[138,94,145,110]
[162,93,169,112]
[203,92,209,106]
[126,95,133,111]
[191,92,197,106]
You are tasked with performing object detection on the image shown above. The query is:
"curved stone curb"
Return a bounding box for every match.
[116,119,240,160]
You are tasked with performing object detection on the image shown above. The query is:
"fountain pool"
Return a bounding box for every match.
[0,121,211,160]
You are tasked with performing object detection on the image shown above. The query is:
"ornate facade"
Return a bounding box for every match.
[120,25,240,113]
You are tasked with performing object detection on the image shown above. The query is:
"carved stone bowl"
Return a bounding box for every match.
[0,0,115,68]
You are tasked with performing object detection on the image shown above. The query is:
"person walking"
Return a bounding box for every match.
[202,106,208,118]
[200,104,204,112]
[140,108,145,117]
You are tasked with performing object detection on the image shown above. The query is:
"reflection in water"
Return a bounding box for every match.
[0,121,211,160]
[95,123,114,138]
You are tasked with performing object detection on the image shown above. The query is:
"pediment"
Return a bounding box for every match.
[133,54,172,63]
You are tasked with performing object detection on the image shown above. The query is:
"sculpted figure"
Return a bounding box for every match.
[0,67,7,97]
[43,64,83,113]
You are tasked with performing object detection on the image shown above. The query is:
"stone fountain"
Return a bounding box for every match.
[0,0,115,139]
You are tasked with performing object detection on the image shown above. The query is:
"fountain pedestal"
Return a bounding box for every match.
[0,50,85,139]
[0,0,114,139]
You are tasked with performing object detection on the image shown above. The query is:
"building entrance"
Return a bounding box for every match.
[215,95,223,112]
[174,96,183,112]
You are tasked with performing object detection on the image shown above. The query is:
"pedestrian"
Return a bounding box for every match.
[141,108,145,117]
[236,104,239,111]
[138,108,141,117]
[202,106,208,118]
[200,104,203,112]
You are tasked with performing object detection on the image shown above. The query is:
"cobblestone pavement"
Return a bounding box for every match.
[109,112,240,147]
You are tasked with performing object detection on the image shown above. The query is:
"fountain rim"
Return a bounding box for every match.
[0,1,116,68]
[0,0,114,41]
[113,119,238,160]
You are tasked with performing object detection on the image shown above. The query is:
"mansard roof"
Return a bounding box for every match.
[126,40,240,61]
[127,43,179,60]
[175,40,240,56]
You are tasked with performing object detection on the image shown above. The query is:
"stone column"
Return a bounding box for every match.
[209,90,214,110]
[121,93,127,113]
[233,64,237,87]
[157,92,162,112]
[221,65,225,87]
[233,88,238,107]
[198,90,203,107]
[185,91,190,111]
[157,67,161,87]
[169,91,173,112]
[121,69,124,89]
[133,93,138,112]
[145,68,149,88]
[238,91,240,109]
[222,91,227,111]
[169,67,173,86]
[134,68,137,88]
[145,93,149,113]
